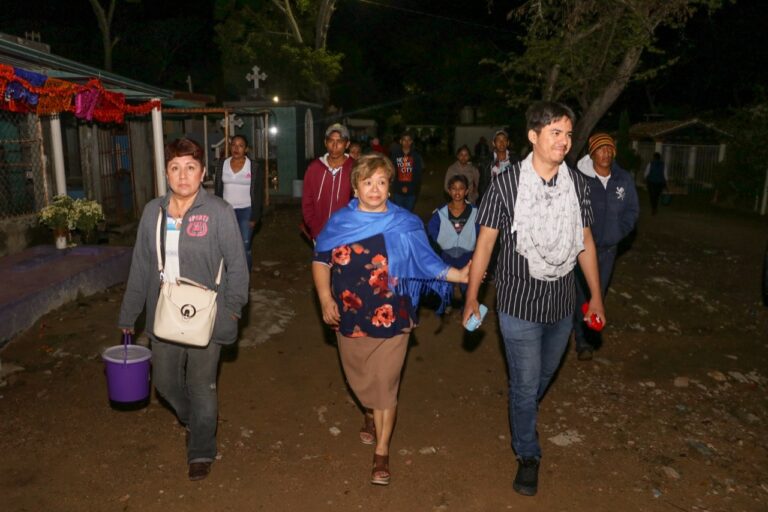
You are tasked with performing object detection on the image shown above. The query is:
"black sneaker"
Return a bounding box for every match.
[513,457,539,496]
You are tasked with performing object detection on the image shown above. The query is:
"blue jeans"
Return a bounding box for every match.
[392,193,416,212]
[151,339,222,463]
[234,207,253,271]
[499,313,572,459]
[573,246,616,352]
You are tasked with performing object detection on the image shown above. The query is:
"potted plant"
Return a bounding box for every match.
[72,198,104,244]
[38,195,76,249]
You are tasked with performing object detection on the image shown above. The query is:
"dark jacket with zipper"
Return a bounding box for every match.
[576,156,639,249]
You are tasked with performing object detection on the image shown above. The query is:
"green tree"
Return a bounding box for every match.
[488,0,724,157]
[715,101,768,209]
[214,0,343,104]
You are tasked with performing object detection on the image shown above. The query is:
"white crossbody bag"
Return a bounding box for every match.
[153,210,223,347]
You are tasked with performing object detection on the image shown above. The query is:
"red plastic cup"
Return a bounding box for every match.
[581,302,604,332]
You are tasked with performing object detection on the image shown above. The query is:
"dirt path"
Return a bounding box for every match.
[1,163,767,512]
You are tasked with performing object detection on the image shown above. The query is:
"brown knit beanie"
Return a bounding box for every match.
[588,133,616,155]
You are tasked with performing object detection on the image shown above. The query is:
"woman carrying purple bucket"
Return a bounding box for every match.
[118,138,249,481]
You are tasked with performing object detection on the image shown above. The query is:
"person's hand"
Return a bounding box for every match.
[462,298,481,328]
[320,297,340,327]
[120,327,134,335]
[249,220,257,228]
[457,260,471,283]
[583,299,606,328]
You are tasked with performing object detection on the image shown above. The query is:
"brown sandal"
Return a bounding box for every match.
[359,414,376,445]
[371,453,390,485]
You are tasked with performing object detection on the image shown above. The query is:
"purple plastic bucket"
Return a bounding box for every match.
[102,335,151,402]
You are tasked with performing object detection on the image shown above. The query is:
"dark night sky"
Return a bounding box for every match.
[1,0,765,125]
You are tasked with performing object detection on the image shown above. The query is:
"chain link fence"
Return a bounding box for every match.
[0,111,50,218]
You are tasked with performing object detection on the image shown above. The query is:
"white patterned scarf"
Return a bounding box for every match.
[511,153,584,281]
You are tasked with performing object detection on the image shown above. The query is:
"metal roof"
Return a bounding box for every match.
[0,36,173,100]
[629,118,731,140]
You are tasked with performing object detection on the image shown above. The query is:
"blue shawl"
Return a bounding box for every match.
[316,199,452,309]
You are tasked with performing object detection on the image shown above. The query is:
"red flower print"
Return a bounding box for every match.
[368,268,389,293]
[351,243,365,255]
[371,304,395,328]
[332,245,351,265]
[371,254,387,267]
[349,325,368,338]
[340,290,363,312]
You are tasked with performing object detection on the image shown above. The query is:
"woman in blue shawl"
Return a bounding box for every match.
[312,154,470,486]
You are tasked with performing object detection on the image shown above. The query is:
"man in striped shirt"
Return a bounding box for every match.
[463,101,605,496]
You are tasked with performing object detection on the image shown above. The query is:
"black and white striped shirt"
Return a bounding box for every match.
[477,162,593,323]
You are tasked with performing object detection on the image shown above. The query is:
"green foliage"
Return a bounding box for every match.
[38,195,76,231]
[72,198,105,233]
[214,0,343,103]
[37,196,104,233]
[713,102,768,206]
[492,0,719,109]
[485,0,724,155]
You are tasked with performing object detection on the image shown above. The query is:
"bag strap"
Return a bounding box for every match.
[213,259,223,287]
[156,209,164,274]
[156,208,224,287]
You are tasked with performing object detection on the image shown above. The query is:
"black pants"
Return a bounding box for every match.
[647,181,665,215]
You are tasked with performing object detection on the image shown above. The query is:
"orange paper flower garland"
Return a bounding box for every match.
[0,64,161,122]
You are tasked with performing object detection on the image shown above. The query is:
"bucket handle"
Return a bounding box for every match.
[123,332,132,367]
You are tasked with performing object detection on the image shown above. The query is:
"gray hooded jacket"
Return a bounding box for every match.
[118,190,249,345]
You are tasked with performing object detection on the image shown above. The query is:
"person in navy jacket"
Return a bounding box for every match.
[573,133,639,360]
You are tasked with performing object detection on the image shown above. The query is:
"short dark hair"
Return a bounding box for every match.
[526,101,576,134]
[456,144,471,156]
[447,174,469,189]
[165,138,204,167]
[231,134,249,147]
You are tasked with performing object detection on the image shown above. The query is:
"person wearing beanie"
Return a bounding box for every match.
[572,132,639,360]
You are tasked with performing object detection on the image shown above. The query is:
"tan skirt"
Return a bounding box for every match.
[336,332,409,410]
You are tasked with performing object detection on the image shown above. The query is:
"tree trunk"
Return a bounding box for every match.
[569,45,643,159]
[315,0,336,50]
[272,0,304,44]
[543,63,560,101]
[87,0,116,71]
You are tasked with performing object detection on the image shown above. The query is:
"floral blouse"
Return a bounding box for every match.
[314,234,415,338]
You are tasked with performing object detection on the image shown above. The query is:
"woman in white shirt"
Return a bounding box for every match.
[214,135,264,270]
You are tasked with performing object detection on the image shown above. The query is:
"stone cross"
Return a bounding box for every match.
[219,113,244,132]
[185,75,193,93]
[246,65,267,90]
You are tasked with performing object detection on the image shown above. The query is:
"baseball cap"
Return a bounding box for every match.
[325,123,350,140]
